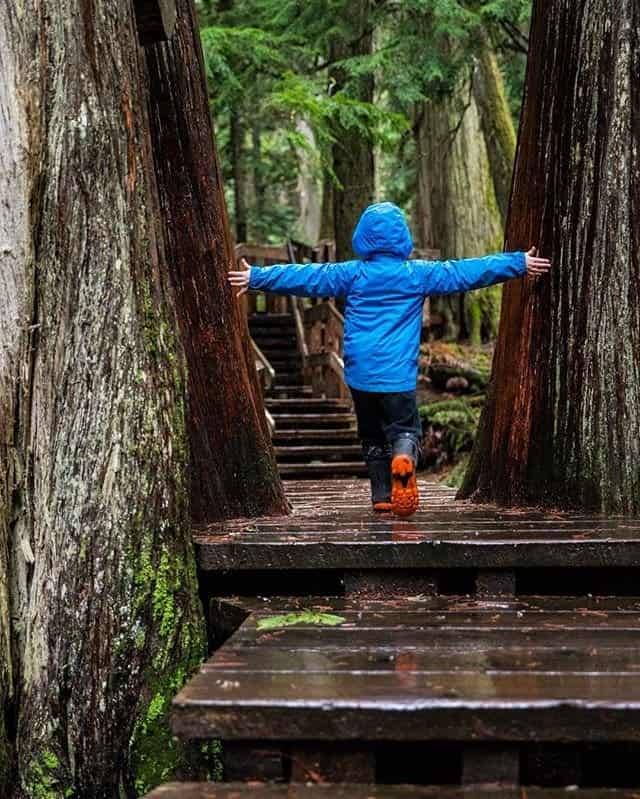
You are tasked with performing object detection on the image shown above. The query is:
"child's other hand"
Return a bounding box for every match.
[228,258,251,297]
[525,246,552,277]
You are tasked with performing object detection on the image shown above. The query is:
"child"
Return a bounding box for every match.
[228,202,551,517]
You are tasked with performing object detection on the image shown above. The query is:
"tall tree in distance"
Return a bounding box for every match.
[473,30,517,223]
[0,0,285,795]
[461,1,640,513]
[329,0,375,260]
[415,54,506,343]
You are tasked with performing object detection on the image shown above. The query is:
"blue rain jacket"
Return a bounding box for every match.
[249,202,526,392]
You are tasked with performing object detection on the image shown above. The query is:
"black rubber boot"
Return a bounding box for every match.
[391,433,421,517]
[363,442,392,511]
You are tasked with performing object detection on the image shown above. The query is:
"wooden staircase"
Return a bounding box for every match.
[249,310,366,478]
[144,478,640,798]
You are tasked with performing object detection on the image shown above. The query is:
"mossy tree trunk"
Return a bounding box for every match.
[416,62,504,344]
[460,0,640,513]
[330,0,375,261]
[0,1,286,797]
[472,31,517,223]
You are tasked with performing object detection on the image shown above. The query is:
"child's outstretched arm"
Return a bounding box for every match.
[228,258,353,298]
[414,247,551,295]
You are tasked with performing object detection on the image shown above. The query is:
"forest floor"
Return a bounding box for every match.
[417,340,494,487]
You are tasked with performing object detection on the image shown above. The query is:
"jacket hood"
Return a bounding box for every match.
[352,201,413,260]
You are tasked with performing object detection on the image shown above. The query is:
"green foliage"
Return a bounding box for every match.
[196,0,531,244]
[444,453,471,487]
[257,611,346,630]
[420,396,483,455]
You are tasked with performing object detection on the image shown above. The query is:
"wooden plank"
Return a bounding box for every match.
[278,463,368,477]
[274,445,364,457]
[203,644,640,674]
[272,429,360,441]
[223,626,640,649]
[212,595,640,614]
[134,0,177,45]
[197,522,640,535]
[145,783,640,798]
[235,609,640,631]
[174,588,640,743]
[237,244,289,261]
[196,537,640,571]
[269,413,355,424]
[173,687,640,742]
[266,399,351,409]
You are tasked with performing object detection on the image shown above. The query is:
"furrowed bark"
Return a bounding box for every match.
[0,3,206,795]
[461,0,640,513]
[144,0,287,524]
[0,0,284,795]
[0,8,24,787]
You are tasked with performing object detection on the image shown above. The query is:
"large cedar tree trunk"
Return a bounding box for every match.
[330,0,375,261]
[144,0,286,523]
[0,0,285,795]
[460,1,640,513]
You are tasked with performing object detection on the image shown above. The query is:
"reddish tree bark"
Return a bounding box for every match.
[144,0,287,523]
[460,1,640,513]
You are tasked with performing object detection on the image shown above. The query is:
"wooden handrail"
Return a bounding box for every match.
[235,243,289,262]
[286,241,309,371]
[251,339,275,392]
[290,296,309,368]
[303,300,345,326]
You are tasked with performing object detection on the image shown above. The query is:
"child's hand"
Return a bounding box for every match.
[525,246,552,277]
[228,258,251,297]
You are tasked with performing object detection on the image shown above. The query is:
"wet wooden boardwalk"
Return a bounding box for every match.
[174,593,640,743]
[151,478,640,795]
[149,784,640,798]
[195,478,640,572]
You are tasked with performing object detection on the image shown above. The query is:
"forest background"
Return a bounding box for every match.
[196,0,531,478]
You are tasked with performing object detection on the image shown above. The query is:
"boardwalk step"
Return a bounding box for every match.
[271,413,355,427]
[253,344,297,361]
[270,372,304,385]
[172,594,640,744]
[267,364,304,375]
[146,784,640,798]
[266,398,352,412]
[275,444,363,459]
[271,385,313,397]
[272,428,360,441]
[249,313,294,325]
[258,345,298,354]
[194,478,640,573]
[279,462,367,477]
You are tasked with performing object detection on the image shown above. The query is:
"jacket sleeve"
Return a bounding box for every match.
[248,261,353,298]
[414,252,527,296]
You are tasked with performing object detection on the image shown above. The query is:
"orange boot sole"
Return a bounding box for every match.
[391,454,419,517]
[372,501,393,512]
